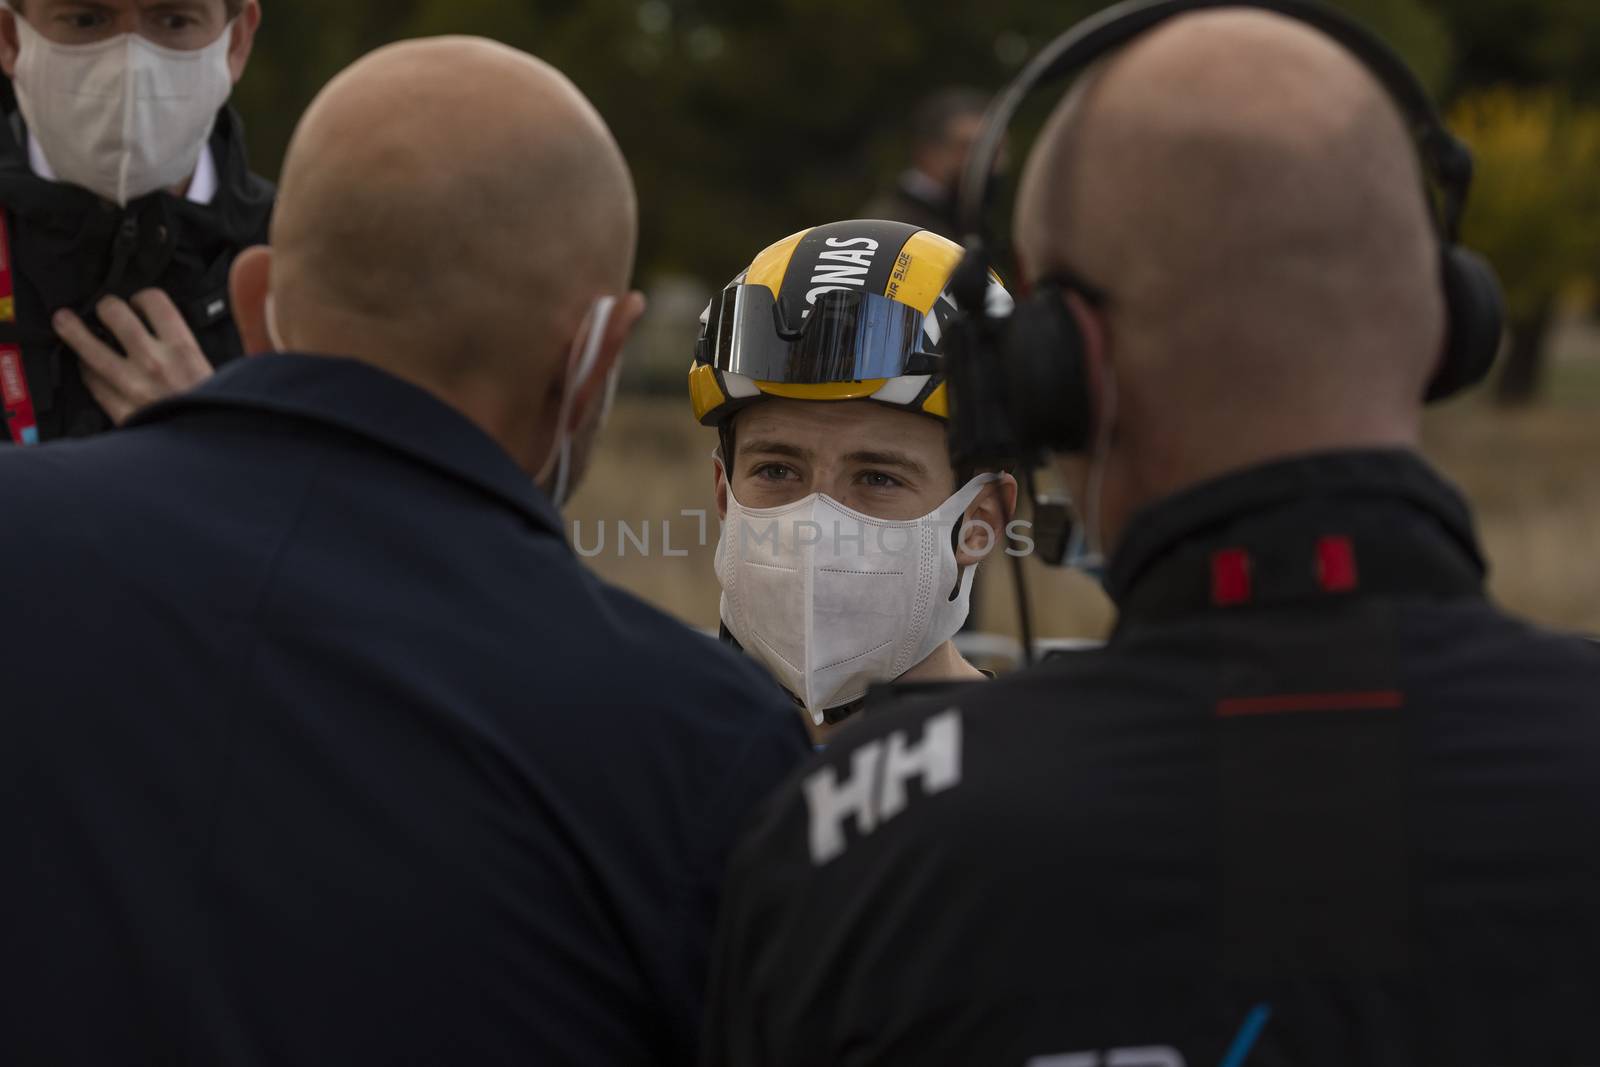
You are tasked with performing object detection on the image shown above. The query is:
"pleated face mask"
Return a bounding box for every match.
[11,15,236,205]
[716,472,998,722]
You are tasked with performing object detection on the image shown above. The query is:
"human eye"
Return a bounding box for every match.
[752,463,799,483]
[858,470,904,490]
[56,10,110,33]
[142,6,214,44]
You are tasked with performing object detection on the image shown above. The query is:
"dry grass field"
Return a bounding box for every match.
[568,340,1600,644]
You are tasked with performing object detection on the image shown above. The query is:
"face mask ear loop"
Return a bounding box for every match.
[711,451,737,553]
[947,472,1003,600]
[537,296,617,505]
[711,459,751,670]
[592,295,625,434]
[265,294,286,353]
[1012,469,1040,668]
[1082,362,1118,569]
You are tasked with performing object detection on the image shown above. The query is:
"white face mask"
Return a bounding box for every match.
[10,15,236,206]
[716,472,1000,722]
[536,296,619,508]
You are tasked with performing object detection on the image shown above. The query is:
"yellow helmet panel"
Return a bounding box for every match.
[755,379,890,402]
[743,228,812,298]
[884,230,966,314]
[688,363,729,424]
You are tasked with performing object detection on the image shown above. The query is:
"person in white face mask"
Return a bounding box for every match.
[0,0,268,441]
[689,220,1019,740]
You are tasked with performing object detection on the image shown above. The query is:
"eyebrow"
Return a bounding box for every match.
[739,440,932,480]
[843,450,930,479]
[131,0,210,13]
[739,439,813,463]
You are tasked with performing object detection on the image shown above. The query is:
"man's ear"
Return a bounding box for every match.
[956,472,1018,568]
[0,10,22,80]
[228,245,273,355]
[228,1,263,84]
[563,290,646,433]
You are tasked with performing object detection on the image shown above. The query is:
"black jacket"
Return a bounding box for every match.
[859,172,958,241]
[0,83,273,440]
[706,450,1600,1066]
[0,353,809,1066]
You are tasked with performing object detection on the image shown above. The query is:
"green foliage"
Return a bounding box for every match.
[1434,0,1600,102]
[1449,89,1600,321]
[235,0,1113,282]
[227,0,1598,321]
[1326,0,1454,93]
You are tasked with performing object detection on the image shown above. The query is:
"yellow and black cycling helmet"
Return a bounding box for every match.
[688,219,1012,429]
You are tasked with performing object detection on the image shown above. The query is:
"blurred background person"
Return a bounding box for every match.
[0,0,272,439]
[860,87,989,239]
[703,7,1600,1064]
[690,220,1018,740]
[0,35,804,1067]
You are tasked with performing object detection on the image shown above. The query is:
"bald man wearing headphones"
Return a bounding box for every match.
[703,5,1600,1065]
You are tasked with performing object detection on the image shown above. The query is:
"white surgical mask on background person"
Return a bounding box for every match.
[10,14,236,206]
[716,471,1000,722]
[537,296,619,508]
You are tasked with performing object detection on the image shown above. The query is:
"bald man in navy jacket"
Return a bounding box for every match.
[0,37,805,1067]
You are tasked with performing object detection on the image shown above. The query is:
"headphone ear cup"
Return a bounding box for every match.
[1428,246,1505,403]
[1001,284,1093,453]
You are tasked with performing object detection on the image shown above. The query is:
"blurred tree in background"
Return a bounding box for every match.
[219,0,1598,398]
[1450,91,1600,404]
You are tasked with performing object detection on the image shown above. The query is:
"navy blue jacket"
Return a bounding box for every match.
[707,450,1600,1066]
[0,353,808,1066]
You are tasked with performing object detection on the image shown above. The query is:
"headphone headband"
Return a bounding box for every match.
[957,0,1473,252]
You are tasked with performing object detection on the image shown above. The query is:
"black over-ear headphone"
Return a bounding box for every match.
[943,0,1506,473]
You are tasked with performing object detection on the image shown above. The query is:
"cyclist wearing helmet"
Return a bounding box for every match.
[689,219,1017,738]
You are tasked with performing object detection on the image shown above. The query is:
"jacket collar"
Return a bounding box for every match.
[194,104,275,244]
[128,353,568,541]
[1107,449,1487,624]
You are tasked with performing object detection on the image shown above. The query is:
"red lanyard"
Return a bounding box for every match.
[0,211,39,445]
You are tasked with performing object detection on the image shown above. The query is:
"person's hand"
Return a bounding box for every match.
[54,290,214,425]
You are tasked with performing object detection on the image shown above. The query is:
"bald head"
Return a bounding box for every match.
[1017,10,1446,526]
[268,36,636,400]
